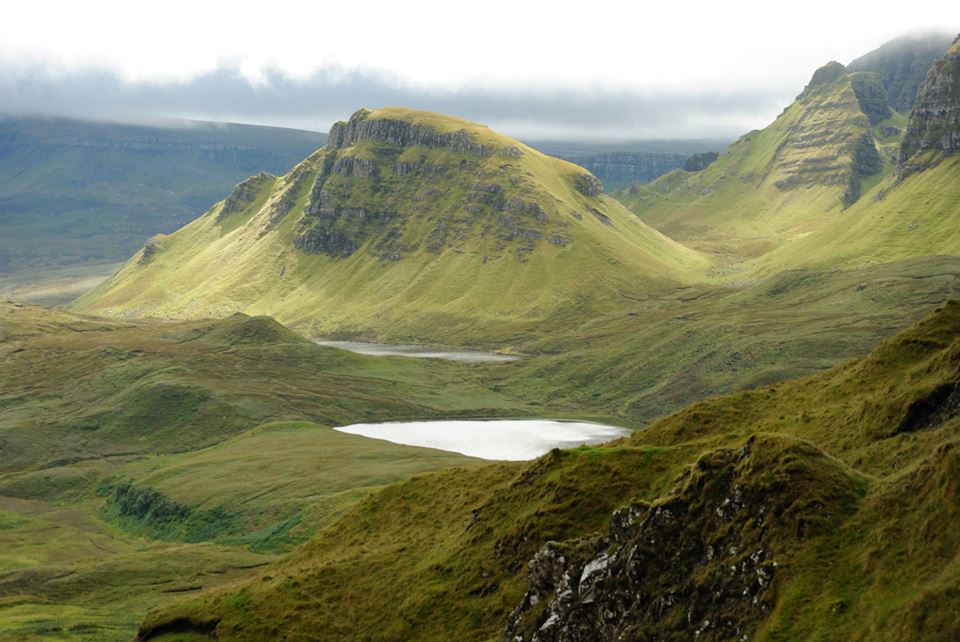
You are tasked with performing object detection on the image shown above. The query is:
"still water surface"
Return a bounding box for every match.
[314,340,520,363]
[334,419,630,460]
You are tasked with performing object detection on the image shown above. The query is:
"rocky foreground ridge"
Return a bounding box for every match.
[504,436,860,642]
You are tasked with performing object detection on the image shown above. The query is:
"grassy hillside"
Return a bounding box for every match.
[0,117,326,276]
[74,107,707,342]
[0,302,535,640]
[741,37,960,275]
[135,301,960,642]
[504,255,960,423]
[615,62,904,267]
[752,155,960,273]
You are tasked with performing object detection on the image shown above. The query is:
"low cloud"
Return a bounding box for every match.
[0,64,791,140]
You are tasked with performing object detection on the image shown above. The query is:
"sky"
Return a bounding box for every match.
[0,0,957,140]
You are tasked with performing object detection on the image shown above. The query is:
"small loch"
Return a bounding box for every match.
[333,419,631,461]
[314,340,520,363]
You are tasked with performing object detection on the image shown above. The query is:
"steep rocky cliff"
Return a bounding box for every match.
[848,32,955,113]
[560,152,687,190]
[898,35,960,175]
[326,108,520,157]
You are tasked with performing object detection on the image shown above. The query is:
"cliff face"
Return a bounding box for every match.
[773,63,887,205]
[898,35,960,175]
[560,152,687,189]
[848,32,955,113]
[849,72,893,125]
[325,108,520,158]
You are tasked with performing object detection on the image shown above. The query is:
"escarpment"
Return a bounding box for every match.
[772,62,886,205]
[325,108,521,158]
[899,35,960,176]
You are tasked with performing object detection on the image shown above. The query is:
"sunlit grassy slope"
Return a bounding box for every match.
[74,107,706,341]
[139,301,960,642]
[615,64,906,267]
[752,155,960,273]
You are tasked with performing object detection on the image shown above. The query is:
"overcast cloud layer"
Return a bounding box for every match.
[1,0,957,139]
[0,65,791,140]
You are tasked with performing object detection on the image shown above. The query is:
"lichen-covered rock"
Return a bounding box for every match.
[574,173,604,197]
[504,436,862,642]
[139,236,163,264]
[898,35,960,176]
[218,172,274,220]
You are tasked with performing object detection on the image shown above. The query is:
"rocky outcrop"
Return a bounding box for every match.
[683,151,720,172]
[898,36,960,176]
[294,193,397,259]
[218,172,274,220]
[843,133,884,206]
[847,32,955,113]
[504,436,861,642]
[574,173,604,196]
[330,156,379,179]
[799,61,848,97]
[139,236,163,264]
[850,72,893,125]
[327,108,517,157]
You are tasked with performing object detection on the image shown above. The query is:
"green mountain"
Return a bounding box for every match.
[0,116,326,275]
[75,107,706,341]
[614,32,960,281]
[615,61,904,262]
[848,31,956,113]
[135,301,960,642]
[749,36,960,275]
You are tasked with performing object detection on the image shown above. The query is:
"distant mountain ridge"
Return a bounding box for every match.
[529,139,729,190]
[0,116,326,273]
